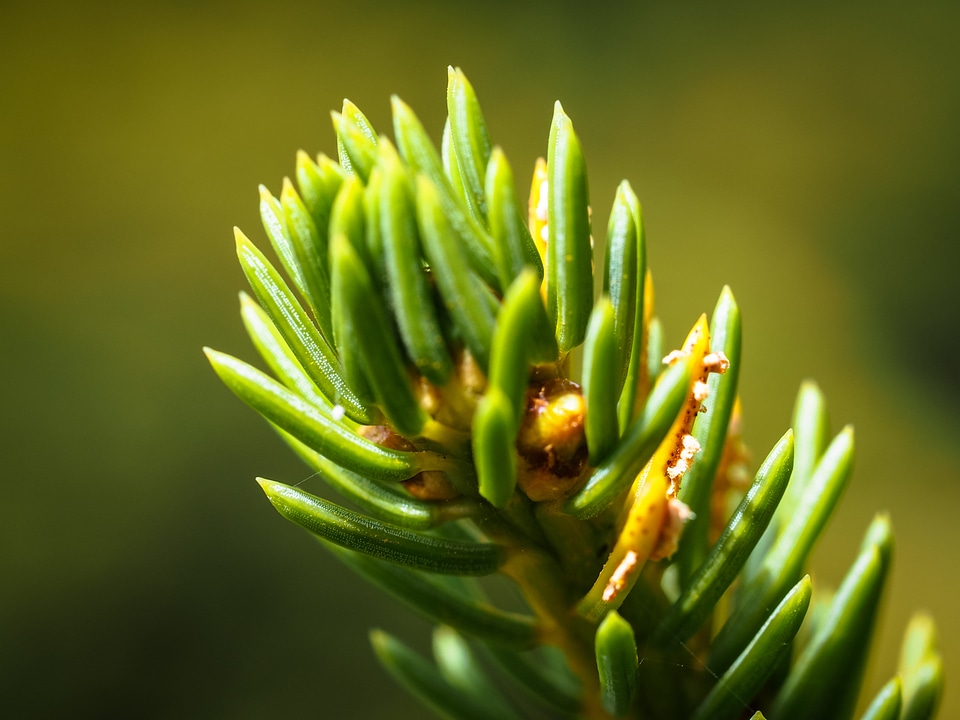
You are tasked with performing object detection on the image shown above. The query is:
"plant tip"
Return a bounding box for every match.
[206,70,941,719]
[233,226,250,248]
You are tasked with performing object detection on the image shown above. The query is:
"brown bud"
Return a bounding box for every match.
[358,424,416,452]
[402,471,462,501]
[515,378,589,502]
[359,425,462,501]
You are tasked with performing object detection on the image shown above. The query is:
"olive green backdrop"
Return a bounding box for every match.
[2,0,957,717]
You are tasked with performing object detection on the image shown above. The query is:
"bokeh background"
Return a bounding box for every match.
[2,0,958,717]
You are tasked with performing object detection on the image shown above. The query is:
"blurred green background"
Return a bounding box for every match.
[2,0,957,717]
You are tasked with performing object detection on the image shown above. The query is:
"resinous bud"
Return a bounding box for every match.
[516,378,589,501]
